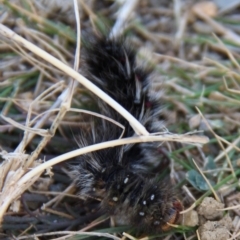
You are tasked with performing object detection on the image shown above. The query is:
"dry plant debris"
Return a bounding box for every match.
[0,0,240,239]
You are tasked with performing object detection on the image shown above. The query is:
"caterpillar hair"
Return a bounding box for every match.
[68,35,183,234]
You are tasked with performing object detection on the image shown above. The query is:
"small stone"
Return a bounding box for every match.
[183,210,199,227]
[197,197,224,220]
[198,215,233,240]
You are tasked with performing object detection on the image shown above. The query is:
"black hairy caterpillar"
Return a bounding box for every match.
[68,36,183,234]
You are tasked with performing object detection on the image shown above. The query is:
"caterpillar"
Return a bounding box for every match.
[68,36,183,234]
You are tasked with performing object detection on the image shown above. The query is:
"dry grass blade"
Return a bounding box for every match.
[16,231,121,240]
[192,159,220,202]
[17,133,209,188]
[110,0,138,38]
[196,107,235,177]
